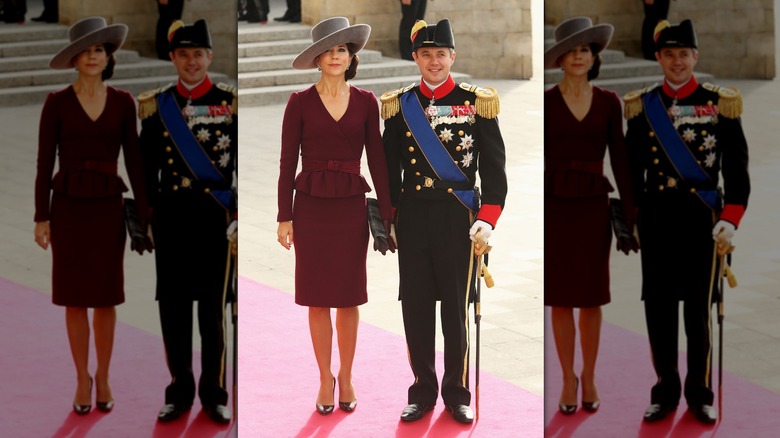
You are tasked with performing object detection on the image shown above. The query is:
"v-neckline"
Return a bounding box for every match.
[315,84,351,123]
[558,85,593,123]
[72,85,109,123]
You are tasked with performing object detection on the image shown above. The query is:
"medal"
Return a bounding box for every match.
[182,97,195,119]
[668,98,681,118]
[426,94,437,119]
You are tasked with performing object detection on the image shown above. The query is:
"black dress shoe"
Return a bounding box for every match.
[96,399,115,413]
[203,404,231,424]
[157,403,190,422]
[273,11,292,21]
[643,403,677,422]
[400,403,433,422]
[582,399,600,413]
[72,377,93,415]
[446,404,474,424]
[558,376,578,415]
[339,400,357,412]
[689,404,717,425]
[316,377,336,415]
[287,15,301,23]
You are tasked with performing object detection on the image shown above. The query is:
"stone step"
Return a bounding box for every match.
[238,38,311,58]
[0,38,70,57]
[238,59,421,88]
[545,57,661,83]
[0,59,177,89]
[237,24,311,44]
[0,49,141,73]
[0,24,67,44]
[238,49,384,73]
[239,73,472,107]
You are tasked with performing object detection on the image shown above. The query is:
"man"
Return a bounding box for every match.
[381,18,507,424]
[138,19,237,425]
[398,0,427,60]
[624,19,749,425]
[155,0,184,60]
[273,0,301,23]
[641,0,670,60]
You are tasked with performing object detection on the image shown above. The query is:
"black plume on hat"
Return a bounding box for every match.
[654,19,697,51]
[168,19,212,51]
[411,19,455,50]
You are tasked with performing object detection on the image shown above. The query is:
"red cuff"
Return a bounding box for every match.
[233,211,238,220]
[719,204,745,228]
[476,204,502,228]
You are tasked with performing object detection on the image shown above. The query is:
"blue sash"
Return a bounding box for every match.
[157,91,232,210]
[643,91,719,210]
[400,91,478,211]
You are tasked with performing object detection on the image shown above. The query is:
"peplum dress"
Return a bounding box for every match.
[544,85,634,308]
[277,85,392,308]
[34,86,147,308]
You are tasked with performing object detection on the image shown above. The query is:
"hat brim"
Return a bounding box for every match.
[292,24,370,70]
[543,24,613,70]
[49,24,128,70]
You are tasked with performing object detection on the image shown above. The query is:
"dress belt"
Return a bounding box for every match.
[58,158,118,174]
[546,159,603,174]
[302,159,361,174]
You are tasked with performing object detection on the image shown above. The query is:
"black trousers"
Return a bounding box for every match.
[397,196,473,407]
[159,291,228,407]
[156,0,185,60]
[644,293,714,407]
[398,0,427,60]
[641,0,670,60]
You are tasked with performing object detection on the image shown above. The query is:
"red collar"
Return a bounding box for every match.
[662,75,698,100]
[176,75,212,100]
[419,75,456,99]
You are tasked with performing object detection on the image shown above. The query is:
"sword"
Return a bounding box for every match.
[716,238,736,418]
[473,231,494,421]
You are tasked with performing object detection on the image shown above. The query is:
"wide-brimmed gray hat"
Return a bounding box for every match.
[544,17,613,69]
[292,17,370,70]
[49,16,128,70]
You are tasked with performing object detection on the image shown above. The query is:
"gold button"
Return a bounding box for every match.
[698,146,704,151]
[447,188,453,193]
[653,158,659,165]
[658,185,664,191]
[415,172,421,176]
[211,160,216,164]
[454,160,458,164]
[163,131,169,137]
[701,130,707,136]
[690,188,696,193]
[167,158,174,165]
[658,171,664,176]
[204,188,211,193]
[165,146,172,152]
[173,171,178,176]
[651,146,657,152]
[215,130,222,136]
[401,188,405,192]
[411,158,417,164]
[213,146,219,151]
[464,100,470,106]
[707,100,713,106]
[408,146,414,152]
[458,130,464,136]
[415,185,421,191]
[406,131,412,137]
[649,131,655,137]
[456,146,462,151]
[173,185,178,191]
[222,100,228,106]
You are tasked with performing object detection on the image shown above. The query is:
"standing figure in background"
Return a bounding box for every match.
[274,0,301,23]
[641,0,670,60]
[32,0,57,23]
[398,0,427,60]
[155,0,185,60]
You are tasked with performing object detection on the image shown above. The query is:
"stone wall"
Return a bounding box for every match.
[58,0,237,78]
[301,0,532,79]
[545,0,775,79]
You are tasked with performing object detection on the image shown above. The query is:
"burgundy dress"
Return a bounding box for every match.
[277,85,392,308]
[544,85,634,308]
[34,86,147,308]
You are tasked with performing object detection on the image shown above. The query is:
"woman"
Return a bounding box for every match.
[277,17,394,415]
[543,17,637,415]
[34,17,148,415]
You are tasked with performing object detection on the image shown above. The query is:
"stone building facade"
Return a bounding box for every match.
[300,0,533,79]
[545,0,776,79]
[57,0,237,78]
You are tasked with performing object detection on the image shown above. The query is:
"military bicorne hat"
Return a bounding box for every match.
[654,19,698,51]
[411,19,455,50]
[168,19,212,51]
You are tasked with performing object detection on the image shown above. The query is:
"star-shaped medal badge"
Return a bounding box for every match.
[682,128,697,143]
[219,152,231,168]
[439,128,453,143]
[459,134,474,150]
[217,134,231,150]
[702,134,717,150]
[461,151,474,168]
[704,151,717,168]
[196,128,211,143]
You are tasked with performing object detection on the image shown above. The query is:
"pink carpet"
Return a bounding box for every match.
[544,307,780,437]
[238,276,543,437]
[0,277,235,438]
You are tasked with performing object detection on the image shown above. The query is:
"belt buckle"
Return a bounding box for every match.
[424,177,434,188]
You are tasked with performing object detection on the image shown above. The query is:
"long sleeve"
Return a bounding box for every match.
[605,91,635,226]
[277,91,302,222]
[120,92,149,227]
[474,113,508,227]
[34,92,60,222]
[364,92,392,220]
[382,112,403,211]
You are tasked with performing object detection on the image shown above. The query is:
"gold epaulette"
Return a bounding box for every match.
[623,84,657,120]
[218,82,238,115]
[460,82,500,119]
[703,82,742,119]
[137,84,172,120]
[380,83,414,120]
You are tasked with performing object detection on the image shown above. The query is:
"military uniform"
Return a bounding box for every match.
[382,75,507,409]
[625,75,749,409]
[139,75,237,411]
